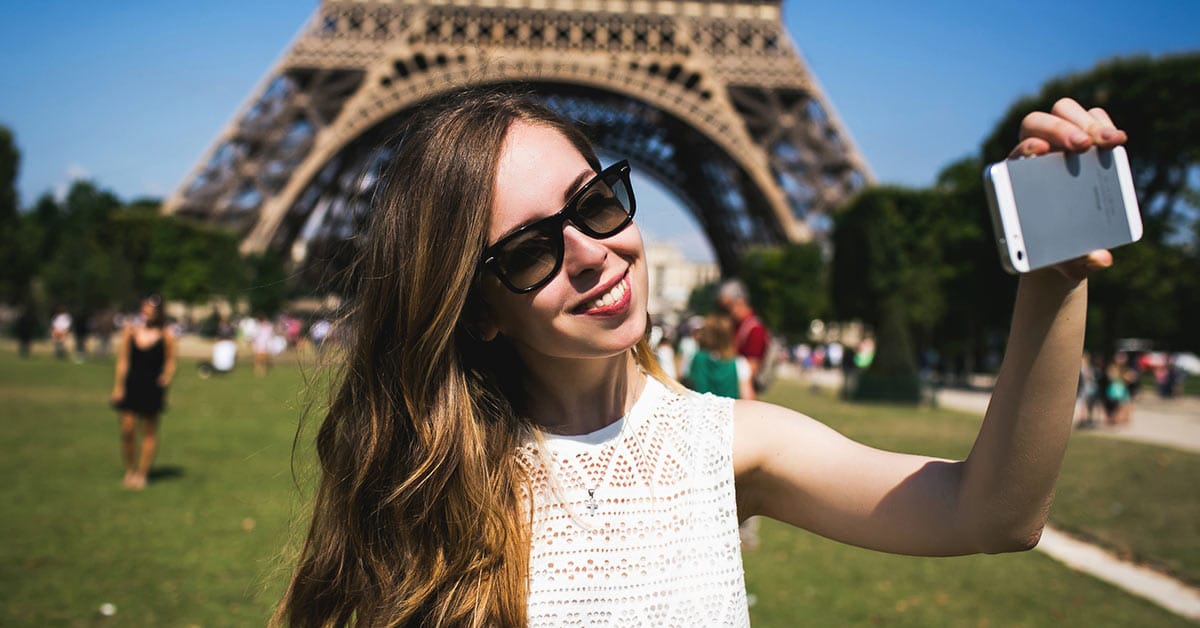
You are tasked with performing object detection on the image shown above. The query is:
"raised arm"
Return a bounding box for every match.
[733,98,1123,557]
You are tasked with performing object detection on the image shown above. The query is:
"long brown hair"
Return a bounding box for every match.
[275,88,669,627]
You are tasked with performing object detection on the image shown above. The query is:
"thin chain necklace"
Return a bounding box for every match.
[583,417,626,515]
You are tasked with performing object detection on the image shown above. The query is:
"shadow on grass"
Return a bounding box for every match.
[147,465,185,483]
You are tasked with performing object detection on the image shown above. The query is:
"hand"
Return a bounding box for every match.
[157,374,171,387]
[111,386,124,403]
[1010,98,1127,281]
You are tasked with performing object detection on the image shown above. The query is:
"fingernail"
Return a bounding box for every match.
[1101,128,1121,142]
[1070,131,1090,146]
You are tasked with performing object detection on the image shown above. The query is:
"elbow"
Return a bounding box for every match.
[976,521,1045,554]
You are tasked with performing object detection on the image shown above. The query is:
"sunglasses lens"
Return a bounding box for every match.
[482,161,635,293]
[574,176,632,237]
[493,229,560,291]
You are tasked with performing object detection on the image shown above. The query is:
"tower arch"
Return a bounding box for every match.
[165,0,871,278]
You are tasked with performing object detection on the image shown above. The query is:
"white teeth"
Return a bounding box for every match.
[587,279,626,310]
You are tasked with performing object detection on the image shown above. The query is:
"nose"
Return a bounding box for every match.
[560,223,608,279]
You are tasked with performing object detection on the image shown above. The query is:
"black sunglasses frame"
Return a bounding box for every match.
[479,160,636,294]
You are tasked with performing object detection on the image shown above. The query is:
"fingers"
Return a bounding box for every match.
[1017,98,1126,154]
[1052,249,1114,282]
[1008,136,1051,159]
[1051,98,1127,147]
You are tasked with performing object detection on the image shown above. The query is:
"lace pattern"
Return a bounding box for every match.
[517,378,749,626]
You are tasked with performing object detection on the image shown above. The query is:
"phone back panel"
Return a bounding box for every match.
[1006,148,1136,269]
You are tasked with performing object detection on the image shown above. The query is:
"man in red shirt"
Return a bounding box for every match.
[717,279,768,381]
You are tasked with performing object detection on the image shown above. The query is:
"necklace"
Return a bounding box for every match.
[581,416,626,516]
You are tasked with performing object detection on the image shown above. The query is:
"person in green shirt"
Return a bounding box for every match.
[688,314,755,400]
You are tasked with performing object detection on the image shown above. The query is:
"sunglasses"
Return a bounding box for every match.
[479,160,636,293]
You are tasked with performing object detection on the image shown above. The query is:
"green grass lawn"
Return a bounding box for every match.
[762,380,1200,586]
[0,349,1194,626]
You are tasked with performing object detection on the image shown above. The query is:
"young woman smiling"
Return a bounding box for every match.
[276,90,1124,627]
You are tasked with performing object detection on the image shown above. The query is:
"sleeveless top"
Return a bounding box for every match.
[117,331,167,415]
[516,377,750,626]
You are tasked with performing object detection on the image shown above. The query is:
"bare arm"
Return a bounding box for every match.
[159,329,177,387]
[733,98,1122,556]
[112,326,130,400]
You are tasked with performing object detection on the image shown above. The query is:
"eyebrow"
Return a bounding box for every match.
[493,167,599,243]
[563,168,595,204]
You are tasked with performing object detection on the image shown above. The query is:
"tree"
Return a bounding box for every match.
[982,53,1200,244]
[928,157,1018,378]
[831,186,948,402]
[687,280,720,316]
[738,242,827,341]
[141,213,243,305]
[0,126,25,303]
[244,253,289,316]
[982,53,1200,352]
[38,181,126,314]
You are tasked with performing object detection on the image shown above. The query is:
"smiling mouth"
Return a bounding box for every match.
[574,274,631,315]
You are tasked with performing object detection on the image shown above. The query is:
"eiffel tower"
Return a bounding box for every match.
[164,0,871,278]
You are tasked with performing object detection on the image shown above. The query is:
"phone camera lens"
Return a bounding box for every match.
[1016,250,1024,261]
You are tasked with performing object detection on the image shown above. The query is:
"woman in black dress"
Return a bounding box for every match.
[111,296,177,489]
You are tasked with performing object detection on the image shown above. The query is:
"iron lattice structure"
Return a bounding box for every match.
[164,0,871,280]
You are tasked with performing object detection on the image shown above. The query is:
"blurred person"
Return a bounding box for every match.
[14,303,37,358]
[71,308,91,362]
[717,279,768,380]
[92,308,117,356]
[199,327,238,378]
[111,296,176,490]
[252,312,275,377]
[309,317,332,351]
[654,331,678,380]
[276,90,1124,626]
[1074,352,1098,428]
[1102,355,1134,426]
[688,314,754,401]
[675,315,703,384]
[50,305,71,359]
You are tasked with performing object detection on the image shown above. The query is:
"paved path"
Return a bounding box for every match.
[789,367,1200,621]
[936,385,1200,454]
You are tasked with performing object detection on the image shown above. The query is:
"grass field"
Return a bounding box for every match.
[1,347,1194,626]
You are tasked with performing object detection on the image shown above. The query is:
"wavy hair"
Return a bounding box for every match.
[275,88,670,627]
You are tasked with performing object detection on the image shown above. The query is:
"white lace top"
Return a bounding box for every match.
[516,377,750,626]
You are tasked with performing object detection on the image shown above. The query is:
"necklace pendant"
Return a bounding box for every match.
[586,488,598,514]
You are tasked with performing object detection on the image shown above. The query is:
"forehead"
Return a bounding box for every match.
[490,121,594,240]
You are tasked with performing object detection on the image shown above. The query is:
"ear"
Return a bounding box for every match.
[478,320,499,343]
[463,293,500,343]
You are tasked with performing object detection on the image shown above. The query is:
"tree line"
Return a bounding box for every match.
[3,53,1195,368]
[0,130,288,331]
[721,54,1199,398]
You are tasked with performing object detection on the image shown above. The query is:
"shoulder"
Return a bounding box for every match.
[654,378,733,425]
[732,399,828,473]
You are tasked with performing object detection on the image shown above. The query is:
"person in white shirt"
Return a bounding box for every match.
[276,89,1125,627]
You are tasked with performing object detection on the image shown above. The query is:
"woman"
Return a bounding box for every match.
[276,90,1121,626]
[111,296,176,490]
[689,313,755,400]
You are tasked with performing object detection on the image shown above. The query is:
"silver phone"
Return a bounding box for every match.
[983,146,1142,274]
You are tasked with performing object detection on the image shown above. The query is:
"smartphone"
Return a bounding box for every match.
[983,146,1142,274]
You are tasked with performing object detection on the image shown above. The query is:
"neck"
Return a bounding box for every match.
[517,349,647,436]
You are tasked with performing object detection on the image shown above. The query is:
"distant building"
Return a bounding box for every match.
[644,240,719,320]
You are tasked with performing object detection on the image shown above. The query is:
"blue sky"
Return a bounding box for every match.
[1,1,1196,259]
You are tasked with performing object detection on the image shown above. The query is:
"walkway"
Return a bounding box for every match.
[937,384,1200,454]
[789,367,1200,621]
